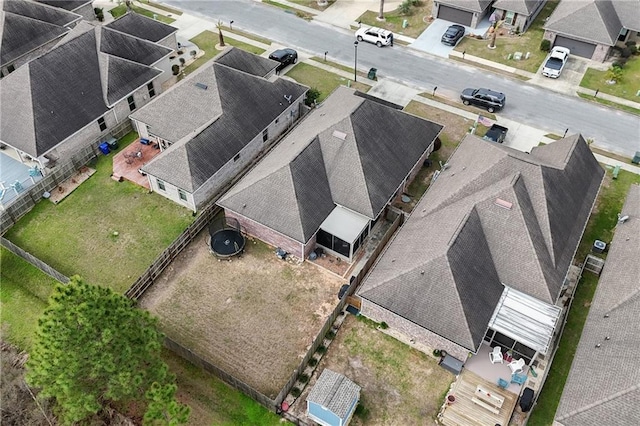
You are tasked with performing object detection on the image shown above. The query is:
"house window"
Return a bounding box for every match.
[7,64,15,73]
[127,95,136,111]
[262,129,268,142]
[147,82,156,98]
[505,11,515,25]
[275,117,280,124]
[157,179,166,191]
[98,117,107,131]
[233,153,240,162]
[178,189,187,201]
[618,28,628,42]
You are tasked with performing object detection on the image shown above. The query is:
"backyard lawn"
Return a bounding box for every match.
[357,0,433,39]
[580,55,640,102]
[3,132,194,294]
[455,0,560,73]
[285,62,371,102]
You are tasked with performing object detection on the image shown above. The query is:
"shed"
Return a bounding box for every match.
[307,369,361,426]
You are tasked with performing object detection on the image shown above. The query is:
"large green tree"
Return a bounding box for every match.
[26,276,189,425]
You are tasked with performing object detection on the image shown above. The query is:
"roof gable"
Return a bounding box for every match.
[105,54,160,105]
[100,26,171,66]
[544,0,623,45]
[307,369,360,419]
[105,12,177,43]
[4,0,79,25]
[214,47,278,77]
[492,0,542,15]
[35,0,91,12]
[437,0,493,13]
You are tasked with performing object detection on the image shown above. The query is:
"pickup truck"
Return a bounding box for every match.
[482,124,508,144]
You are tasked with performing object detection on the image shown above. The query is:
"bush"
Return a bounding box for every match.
[433,349,441,357]
[298,373,310,383]
[355,403,370,420]
[612,59,627,69]
[291,387,301,397]
[316,345,327,354]
[171,64,180,75]
[625,40,637,54]
[94,7,104,22]
[379,321,389,329]
[621,47,632,58]
[540,39,551,52]
[606,66,623,83]
[305,88,321,106]
[308,357,318,367]
[325,330,336,340]
[190,50,197,57]
[397,1,411,15]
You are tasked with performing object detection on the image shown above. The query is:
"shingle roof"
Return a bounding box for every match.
[492,0,541,16]
[214,47,278,77]
[555,184,640,426]
[137,48,308,192]
[218,86,443,243]
[34,0,92,12]
[0,25,164,157]
[307,369,360,419]
[437,0,493,13]
[544,0,625,46]
[1,0,81,66]
[358,135,603,352]
[105,12,177,43]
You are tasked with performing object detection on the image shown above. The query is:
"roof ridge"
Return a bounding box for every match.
[557,384,640,421]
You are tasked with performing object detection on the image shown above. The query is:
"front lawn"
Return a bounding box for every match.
[3,132,194,294]
[183,31,221,77]
[456,0,560,73]
[580,55,640,103]
[285,62,370,102]
[108,4,175,24]
[357,0,433,38]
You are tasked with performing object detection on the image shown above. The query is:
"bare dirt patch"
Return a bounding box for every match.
[289,315,455,425]
[139,230,346,399]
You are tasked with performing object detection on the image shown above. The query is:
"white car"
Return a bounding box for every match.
[355,26,393,47]
[542,47,570,78]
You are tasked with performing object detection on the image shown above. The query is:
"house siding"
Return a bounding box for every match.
[158,33,178,51]
[495,0,546,32]
[153,57,174,86]
[361,299,470,361]
[148,176,195,211]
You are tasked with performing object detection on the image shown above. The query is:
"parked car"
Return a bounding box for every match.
[542,46,570,78]
[355,26,393,47]
[482,124,508,143]
[441,24,465,46]
[460,88,506,113]
[268,48,298,72]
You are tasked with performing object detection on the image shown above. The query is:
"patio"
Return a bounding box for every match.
[111,138,162,189]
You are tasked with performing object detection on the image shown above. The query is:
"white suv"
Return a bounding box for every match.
[355,27,393,47]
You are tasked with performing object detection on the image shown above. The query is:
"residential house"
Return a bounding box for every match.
[0,21,172,169]
[105,11,179,51]
[0,0,82,76]
[218,86,443,261]
[432,0,493,28]
[35,0,94,22]
[130,47,308,212]
[491,0,547,32]
[543,0,640,61]
[554,184,640,426]
[357,134,604,364]
[307,369,360,426]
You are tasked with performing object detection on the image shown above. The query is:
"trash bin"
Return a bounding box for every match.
[106,137,118,150]
[99,142,110,155]
[368,67,377,80]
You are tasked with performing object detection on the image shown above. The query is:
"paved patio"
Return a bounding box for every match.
[112,138,162,189]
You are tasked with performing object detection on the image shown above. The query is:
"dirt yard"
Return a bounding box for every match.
[139,230,346,399]
[289,315,455,425]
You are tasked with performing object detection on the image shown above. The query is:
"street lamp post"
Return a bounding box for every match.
[354,41,359,82]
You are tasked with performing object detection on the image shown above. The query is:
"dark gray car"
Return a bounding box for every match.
[441,25,465,46]
[460,88,506,113]
[268,48,298,72]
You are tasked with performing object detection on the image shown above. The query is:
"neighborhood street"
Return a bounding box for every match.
[168,0,639,156]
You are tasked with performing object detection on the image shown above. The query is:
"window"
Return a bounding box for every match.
[157,179,166,191]
[233,153,240,162]
[262,129,268,142]
[275,117,280,124]
[98,117,107,131]
[7,64,15,73]
[127,95,136,112]
[505,11,515,25]
[147,82,155,98]
[178,189,187,201]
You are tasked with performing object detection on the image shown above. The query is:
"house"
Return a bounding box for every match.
[105,12,179,51]
[307,369,360,426]
[543,0,640,61]
[130,47,308,212]
[432,0,493,28]
[0,0,82,76]
[357,134,604,364]
[0,21,172,169]
[217,86,443,261]
[491,0,547,32]
[554,184,640,426]
[35,0,95,22]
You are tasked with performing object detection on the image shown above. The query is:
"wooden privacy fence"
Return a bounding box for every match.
[1,237,70,284]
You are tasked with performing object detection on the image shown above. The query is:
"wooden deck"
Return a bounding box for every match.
[111,139,161,189]
[439,370,518,426]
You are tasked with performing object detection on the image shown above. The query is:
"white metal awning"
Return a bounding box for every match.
[488,286,561,355]
[319,205,369,244]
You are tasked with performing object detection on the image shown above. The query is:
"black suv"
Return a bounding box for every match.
[441,25,465,46]
[268,48,297,73]
[460,88,506,113]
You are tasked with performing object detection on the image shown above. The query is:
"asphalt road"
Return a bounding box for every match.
[169,0,639,157]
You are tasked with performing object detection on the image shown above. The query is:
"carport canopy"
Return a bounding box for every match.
[319,205,369,246]
[488,286,561,356]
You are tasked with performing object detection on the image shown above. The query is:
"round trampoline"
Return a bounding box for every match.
[209,216,245,258]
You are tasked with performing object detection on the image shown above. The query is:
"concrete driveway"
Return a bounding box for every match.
[411,19,491,58]
[528,56,591,95]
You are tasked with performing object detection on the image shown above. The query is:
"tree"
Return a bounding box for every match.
[378,0,385,21]
[216,20,226,47]
[26,277,189,425]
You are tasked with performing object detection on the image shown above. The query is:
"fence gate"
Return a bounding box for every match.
[584,254,605,275]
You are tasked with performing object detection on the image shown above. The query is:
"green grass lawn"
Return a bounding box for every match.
[225,38,266,55]
[578,92,640,115]
[108,4,175,24]
[455,0,559,73]
[183,31,221,77]
[580,55,640,103]
[528,170,640,425]
[147,1,182,15]
[3,132,194,294]
[357,1,432,38]
[285,63,370,102]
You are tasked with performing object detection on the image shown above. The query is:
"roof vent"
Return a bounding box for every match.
[332,130,347,141]
[195,82,208,90]
[494,198,513,210]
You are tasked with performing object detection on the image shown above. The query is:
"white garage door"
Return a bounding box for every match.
[437,5,473,26]
[554,36,596,58]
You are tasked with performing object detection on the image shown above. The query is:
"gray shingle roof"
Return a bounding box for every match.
[218,86,443,243]
[492,0,542,15]
[307,369,360,419]
[358,135,604,352]
[137,48,308,192]
[0,25,163,157]
[99,25,172,66]
[437,0,493,13]
[214,47,278,77]
[105,12,177,43]
[544,0,625,46]
[555,184,640,426]
[35,0,92,12]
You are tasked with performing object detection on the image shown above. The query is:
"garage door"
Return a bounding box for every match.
[554,35,596,58]
[437,5,473,26]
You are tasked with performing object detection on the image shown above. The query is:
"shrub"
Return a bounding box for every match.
[305,88,321,106]
[379,321,389,329]
[540,39,551,52]
[612,59,627,69]
[308,357,318,367]
[325,330,336,340]
[316,345,327,354]
[606,66,623,83]
[355,403,370,420]
[179,58,186,66]
[433,349,441,357]
[190,50,197,57]
[94,7,104,22]
[291,387,301,397]
[298,373,310,383]
[625,40,637,54]
[621,47,632,58]
[397,1,411,15]
[171,64,180,75]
